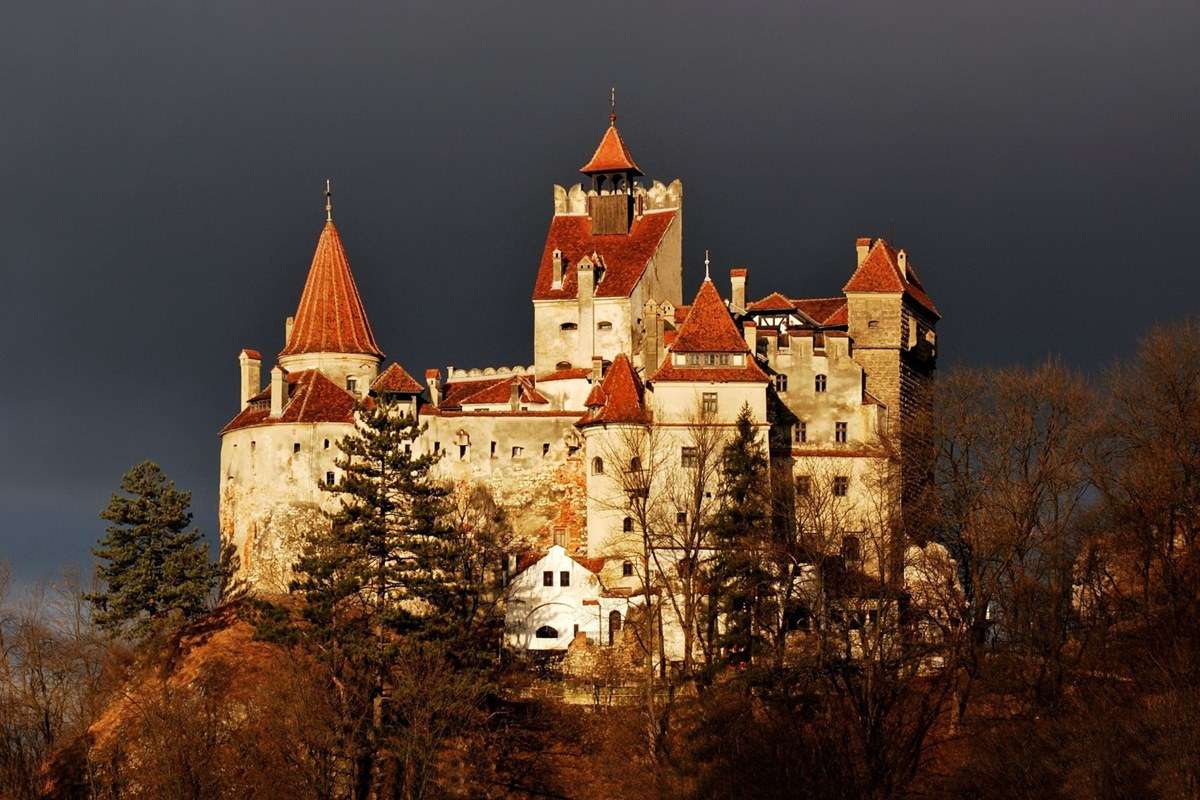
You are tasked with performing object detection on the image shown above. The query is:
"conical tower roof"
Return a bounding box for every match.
[580,123,643,176]
[671,278,749,353]
[279,221,384,359]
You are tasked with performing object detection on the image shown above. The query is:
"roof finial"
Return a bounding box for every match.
[704,249,711,281]
[609,86,617,125]
[324,178,333,222]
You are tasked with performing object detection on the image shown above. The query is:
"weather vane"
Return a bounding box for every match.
[704,249,711,281]
[325,178,333,222]
[610,86,617,125]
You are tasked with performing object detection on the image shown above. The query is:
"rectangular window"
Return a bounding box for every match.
[543,571,553,587]
[560,571,570,587]
[681,446,699,468]
[702,392,718,414]
[325,471,335,486]
[835,422,848,443]
[542,443,550,457]
[796,475,811,497]
[512,446,524,458]
[833,476,850,497]
[434,441,441,454]
[676,511,687,525]
[774,374,788,392]
[795,421,807,443]
[293,442,301,454]
[458,444,468,459]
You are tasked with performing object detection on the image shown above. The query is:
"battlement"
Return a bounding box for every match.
[445,364,535,382]
[552,179,682,216]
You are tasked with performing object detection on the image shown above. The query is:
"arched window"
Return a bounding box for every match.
[556,360,572,370]
[815,373,827,392]
[560,322,578,331]
[597,320,613,331]
[608,610,622,645]
[623,516,634,533]
[591,456,604,475]
[622,560,633,577]
[630,456,641,472]
[534,625,559,639]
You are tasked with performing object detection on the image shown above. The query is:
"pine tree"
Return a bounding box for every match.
[709,404,775,668]
[88,461,221,637]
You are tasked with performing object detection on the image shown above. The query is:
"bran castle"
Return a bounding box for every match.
[218,108,940,654]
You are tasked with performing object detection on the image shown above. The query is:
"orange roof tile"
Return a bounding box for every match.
[670,279,749,353]
[279,222,384,359]
[221,369,359,433]
[842,239,940,318]
[746,291,796,313]
[239,348,262,360]
[371,363,423,395]
[532,210,676,301]
[580,123,642,175]
[793,297,849,326]
[577,353,649,427]
[458,375,549,407]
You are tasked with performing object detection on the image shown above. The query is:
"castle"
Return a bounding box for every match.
[218,107,939,653]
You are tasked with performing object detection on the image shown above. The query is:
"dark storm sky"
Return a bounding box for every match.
[2,0,1198,584]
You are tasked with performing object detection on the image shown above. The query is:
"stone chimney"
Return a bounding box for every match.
[642,299,662,372]
[238,349,261,409]
[269,365,286,418]
[577,256,594,302]
[509,380,521,411]
[551,249,564,287]
[743,320,757,352]
[897,249,908,280]
[591,355,604,383]
[730,268,748,313]
[284,315,294,347]
[425,369,441,407]
[856,238,871,266]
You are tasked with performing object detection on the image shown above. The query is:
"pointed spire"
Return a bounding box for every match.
[580,90,643,176]
[704,249,711,281]
[279,217,384,359]
[671,279,750,353]
[324,178,333,222]
[610,86,617,125]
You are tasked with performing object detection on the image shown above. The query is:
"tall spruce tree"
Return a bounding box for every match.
[88,461,221,637]
[709,404,775,668]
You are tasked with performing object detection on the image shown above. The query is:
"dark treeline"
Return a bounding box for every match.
[2,318,1198,800]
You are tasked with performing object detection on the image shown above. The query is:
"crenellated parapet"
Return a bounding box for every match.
[445,364,536,382]
[553,179,683,216]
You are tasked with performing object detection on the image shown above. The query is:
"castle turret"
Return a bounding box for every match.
[580,92,642,235]
[277,183,384,389]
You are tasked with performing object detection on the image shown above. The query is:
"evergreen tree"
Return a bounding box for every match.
[709,404,775,668]
[88,461,221,637]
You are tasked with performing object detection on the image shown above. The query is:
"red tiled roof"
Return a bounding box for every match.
[279,222,385,359]
[513,550,605,577]
[239,348,261,360]
[580,123,642,175]
[577,353,649,427]
[672,305,690,324]
[536,367,593,382]
[651,355,770,384]
[747,292,796,312]
[793,297,848,326]
[458,375,549,407]
[221,369,359,433]
[577,557,606,574]
[371,363,423,395]
[670,279,748,353]
[531,211,676,301]
[842,239,940,318]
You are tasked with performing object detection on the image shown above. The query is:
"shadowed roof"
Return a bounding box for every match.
[531,210,676,301]
[221,369,359,433]
[279,221,384,359]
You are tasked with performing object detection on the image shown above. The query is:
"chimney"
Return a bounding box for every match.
[642,299,662,372]
[551,249,564,287]
[509,380,521,411]
[591,355,604,383]
[855,238,871,266]
[730,268,748,313]
[743,320,757,352]
[577,256,594,303]
[425,368,441,407]
[238,349,261,409]
[284,315,295,347]
[269,365,286,418]
[897,249,908,280]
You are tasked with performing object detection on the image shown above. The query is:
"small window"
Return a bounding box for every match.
[573,623,580,637]
[542,443,550,457]
[795,421,807,443]
[512,446,524,458]
[815,374,827,392]
[323,439,330,449]
[459,444,468,459]
[841,535,862,561]
[293,442,301,454]
[868,319,879,329]
[608,610,622,645]
[774,374,788,392]
[592,456,604,475]
[597,321,613,331]
[623,517,634,533]
[535,625,559,639]
[555,360,572,370]
[346,376,357,394]
[434,441,441,454]
[630,456,641,472]
[796,475,811,497]
[560,322,578,331]
[553,528,566,547]
[833,476,850,497]
[250,440,256,451]
[560,571,570,587]
[676,511,687,525]
[325,471,335,486]
[835,422,848,443]
[543,571,554,587]
[681,446,698,468]
[622,560,633,577]
[702,392,718,414]
[491,441,497,458]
